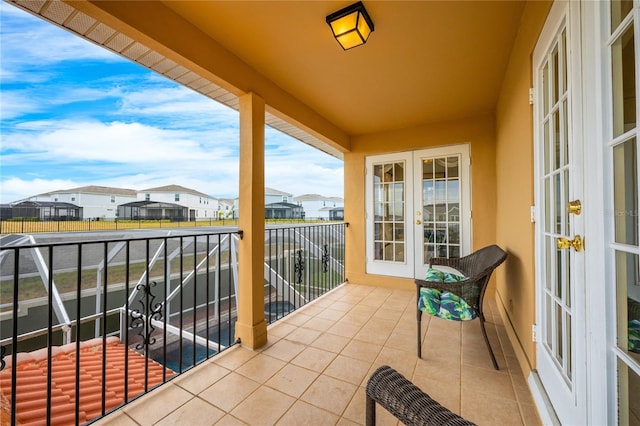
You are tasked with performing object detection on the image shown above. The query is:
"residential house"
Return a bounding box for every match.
[26,185,137,220]
[264,187,293,205]
[293,194,344,220]
[4,1,639,424]
[139,184,219,220]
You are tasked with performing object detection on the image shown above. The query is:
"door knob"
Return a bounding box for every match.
[557,235,584,252]
[567,200,582,215]
[416,219,422,225]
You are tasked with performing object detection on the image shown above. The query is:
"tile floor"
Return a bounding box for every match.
[95,284,542,426]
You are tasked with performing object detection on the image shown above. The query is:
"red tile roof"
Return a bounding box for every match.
[0,336,174,426]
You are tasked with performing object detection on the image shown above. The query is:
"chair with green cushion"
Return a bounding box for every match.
[415,245,507,370]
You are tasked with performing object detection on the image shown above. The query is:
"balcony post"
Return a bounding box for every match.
[235,92,268,349]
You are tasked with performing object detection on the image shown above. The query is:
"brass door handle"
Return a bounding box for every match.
[557,235,584,252]
[416,219,422,225]
[568,200,582,215]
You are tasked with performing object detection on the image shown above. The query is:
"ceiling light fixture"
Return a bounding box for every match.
[326,1,374,50]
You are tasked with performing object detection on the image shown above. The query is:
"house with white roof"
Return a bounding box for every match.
[27,185,138,220]
[139,184,219,220]
[293,194,344,220]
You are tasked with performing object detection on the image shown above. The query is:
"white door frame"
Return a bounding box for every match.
[532,1,587,424]
[365,145,471,279]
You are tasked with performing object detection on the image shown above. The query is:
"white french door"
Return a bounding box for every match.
[365,145,471,279]
[604,1,640,424]
[533,1,587,424]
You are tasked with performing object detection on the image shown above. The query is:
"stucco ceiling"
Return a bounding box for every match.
[161,1,526,136]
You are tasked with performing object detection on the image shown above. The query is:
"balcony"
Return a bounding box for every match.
[96,285,539,425]
[0,222,540,425]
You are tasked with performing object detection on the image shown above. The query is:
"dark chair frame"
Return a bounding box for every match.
[365,365,476,426]
[415,245,507,370]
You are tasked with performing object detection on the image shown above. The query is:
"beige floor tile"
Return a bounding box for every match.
[283,312,313,326]
[283,326,322,345]
[383,330,415,353]
[353,327,390,346]
[277,400,340,426]
[123,383,193,425]
[315,307,347,321]
[304,317,336,332]
[461,392,523,426]
[341,340,382,363]
[414,356,461,384]
[236,353,287,383]
[327,321,362,338]
[265,363,319,398]
[199,372,260,412]
[291,346,337,372]
[299,305,324,317]
[214,414,248,425]
[174,362,230,395]
[311,332,351,353]
[213,346,258,370]
[342,386,366,423]
[261,338,306,362]
[155,397,224,426]
[462,364,515,401]
[329,301,356,312]
[230,386,295,425]
[336,417,363,426]
[300,375,358,416]
[374,347,416,378]
[92,411,137,426]
[268,322,297,338]
[324,354,371,386]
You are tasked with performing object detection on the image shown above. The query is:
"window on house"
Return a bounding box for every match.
[145,194,150,201]
[175,194,180,201]
[283,196,288,203]
[111,196,115,203]
[71,197,75,201]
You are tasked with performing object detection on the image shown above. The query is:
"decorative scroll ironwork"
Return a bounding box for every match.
[130,281,163,351]
[0,346,5,372]
[294,249,305,284]
[321,244,330,273]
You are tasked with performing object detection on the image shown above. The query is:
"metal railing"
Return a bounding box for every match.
[0,223,346,425]
[0,217,343,235]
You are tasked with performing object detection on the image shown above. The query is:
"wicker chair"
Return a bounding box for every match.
[415,245,507,370]
[366,365,476,426]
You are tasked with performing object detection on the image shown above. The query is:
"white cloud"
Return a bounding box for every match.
[0,1,344,205]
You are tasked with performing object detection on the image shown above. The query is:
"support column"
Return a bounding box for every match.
[235,92,268,349]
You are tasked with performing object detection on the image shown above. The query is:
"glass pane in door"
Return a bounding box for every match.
[541,28,573,383]
[421,156,460,264]
[373,162,405,262]
[617,359,640,424]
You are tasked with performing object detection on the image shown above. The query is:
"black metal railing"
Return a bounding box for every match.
[264,223,347,323]
[0,217,343,235]
[0,223,346,425]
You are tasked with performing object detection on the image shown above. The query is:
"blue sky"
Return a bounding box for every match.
[0,3,344,204]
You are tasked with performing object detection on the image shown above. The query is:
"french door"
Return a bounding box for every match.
[605,1,640,424]
[365,145,471,279]
[533,1,587,424]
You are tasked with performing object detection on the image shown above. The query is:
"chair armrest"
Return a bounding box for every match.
[366,365,476,426]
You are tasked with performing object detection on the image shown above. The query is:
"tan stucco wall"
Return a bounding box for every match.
[344,113,497,290]
[495,0,553,375]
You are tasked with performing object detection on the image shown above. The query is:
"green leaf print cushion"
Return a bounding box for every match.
[630,320,640,353]
[418,288,477,321]
[424,267,467,283]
